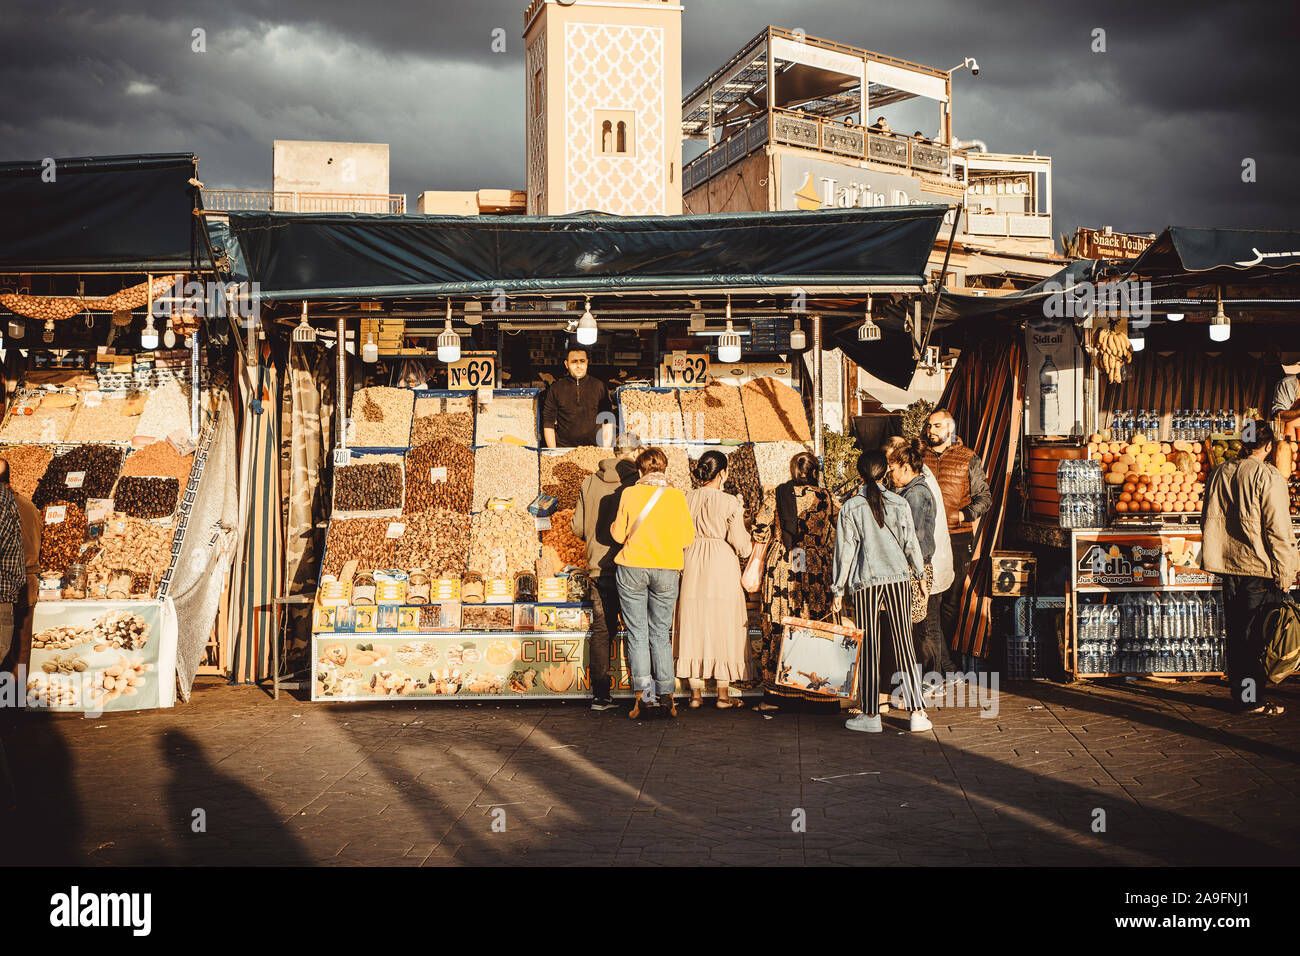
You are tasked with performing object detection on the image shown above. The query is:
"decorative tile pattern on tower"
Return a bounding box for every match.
[526,34,547,215]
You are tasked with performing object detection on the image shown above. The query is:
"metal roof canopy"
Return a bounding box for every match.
[682,26,950,140]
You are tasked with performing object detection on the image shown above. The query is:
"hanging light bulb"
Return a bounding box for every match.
[162,317,177,348]
[8,317,24,339]
[789,317,806,350]
[43,319,55,344]
[576,297,598,345]
[1128,327,1145,352]
[464,300,483,326]
[437,299,461,363]
[292,300,317,344]
[1166,312,1184,322]
[717,297,741,364]
[140,314,159,349]
[362,330,379,363]
[858,296,881,342]
[1209,288,1230,342]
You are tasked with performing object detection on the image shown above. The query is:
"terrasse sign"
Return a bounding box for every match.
[780,155,961,228]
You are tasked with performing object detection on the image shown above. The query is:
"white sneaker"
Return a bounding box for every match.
[909,711,933,733]
[845,714,883,733]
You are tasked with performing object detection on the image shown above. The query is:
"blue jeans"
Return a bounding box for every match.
[615,565,680,700]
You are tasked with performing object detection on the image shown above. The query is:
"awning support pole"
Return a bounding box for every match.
[814,313,824,460]
[336,316,347,449]
[190,318,200,439]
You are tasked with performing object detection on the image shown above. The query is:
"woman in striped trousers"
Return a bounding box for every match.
[830,452,932,734]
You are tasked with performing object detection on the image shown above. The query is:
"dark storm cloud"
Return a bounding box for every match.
[2,0,1296,238]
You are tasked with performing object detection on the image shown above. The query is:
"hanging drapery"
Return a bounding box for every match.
[227,343,284,684]
[1101,349,1273,428]
[282,341,325,668]
[938,333,1025,658]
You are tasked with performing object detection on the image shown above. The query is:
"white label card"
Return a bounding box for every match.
[430,467,447,482]
[534,516,552,531]
[45,506,66,524]
[476,387,493,406]
[386,522,406,538]
[65,471,86,488]
[333,448,351,467]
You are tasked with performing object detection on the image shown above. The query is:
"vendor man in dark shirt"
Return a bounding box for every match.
[542,346,614,448]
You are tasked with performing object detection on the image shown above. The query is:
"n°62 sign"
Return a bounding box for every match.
[448,351,497,390]
[658,352,710,388]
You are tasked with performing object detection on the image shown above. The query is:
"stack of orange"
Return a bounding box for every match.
[1085,431,1208,515]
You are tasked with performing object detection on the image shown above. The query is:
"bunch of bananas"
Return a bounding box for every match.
[1096,320,1133,384]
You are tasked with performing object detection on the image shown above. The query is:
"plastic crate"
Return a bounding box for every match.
[1004,635,1035,680]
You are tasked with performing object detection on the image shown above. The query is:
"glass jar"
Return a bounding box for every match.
[63,563,87,600]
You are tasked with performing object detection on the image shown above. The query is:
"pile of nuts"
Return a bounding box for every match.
[475,396,538,445]
[394,509,471,576]
[753,441,815,488]
[38,501,89,575]
[740,377,811,441]
[90,655,151,705]
[404,439,474,513]
[38,653,89,675]
[112,476,181,518]
[347,387,415,448]
[540,446,607,508]
[541,509,586,573]
[134,380,191,442]
[412,396,474,445]
[66,395,142,443]
[322,517,398,575]
[468,507,539,577]
[722,443,764,525]
[25,673,82,709]
[88,516,176,596]
[664,445,693,492]
[334,459,404,512]
[621,389,686,443]
[0,445,53,498]
[31,624,91,650]
[121,441,194,487]
[0,393,76,443]
[33,445,124,509]
[472,444,539,511]
[678,383,749,441]
[93,610,152,650]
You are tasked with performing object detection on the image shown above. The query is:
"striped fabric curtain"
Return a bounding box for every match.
[1101,350,1272,429]
[227,344,284,684]
[938,333,1025,657]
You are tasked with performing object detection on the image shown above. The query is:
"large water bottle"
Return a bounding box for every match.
[1106,605,1120,673]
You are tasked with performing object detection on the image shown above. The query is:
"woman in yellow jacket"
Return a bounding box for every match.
[610,447,695,717]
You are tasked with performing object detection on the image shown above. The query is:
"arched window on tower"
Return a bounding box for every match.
[616,121,627,153]
[601,121,613,153]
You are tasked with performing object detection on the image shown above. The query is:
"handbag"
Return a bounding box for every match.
[883,520,929,624]
[740,535,771,593]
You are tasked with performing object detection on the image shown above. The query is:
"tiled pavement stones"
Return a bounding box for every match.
[0,675,1296,866]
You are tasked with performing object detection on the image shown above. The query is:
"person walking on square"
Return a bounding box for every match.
[571,445,639,711]
[1201,420,1298,714]
[0,459,40,676]
[830,451,931,733]
[676,451,752,709]
[611,447,694,718]
[0,471,25,673]
[755,451,840,714]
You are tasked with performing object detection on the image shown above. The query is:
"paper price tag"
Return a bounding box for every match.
[476,387,493,406]
[64,471,86,489]
[386,522,406,539]
[333,448,351,467]
[430,466,448,483]
[45,505,66,525]
[85,498,113,523]
[534,516,552,531]
[84,391,103,408]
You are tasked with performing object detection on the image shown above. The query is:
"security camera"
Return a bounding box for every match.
[967,57,980,76]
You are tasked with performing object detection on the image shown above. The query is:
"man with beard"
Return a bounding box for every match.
[921,409,991,662]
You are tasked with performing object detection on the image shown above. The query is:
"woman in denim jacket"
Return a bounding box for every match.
[830,451,932,734]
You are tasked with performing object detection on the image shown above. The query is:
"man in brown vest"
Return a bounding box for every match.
[921,409,991,669]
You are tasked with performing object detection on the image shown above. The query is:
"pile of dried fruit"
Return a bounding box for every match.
[678,383,749,441]
[394,509,471,576]
[0,445,53,498]
[540,509,586,573]
[753,440,815,488]
[476,395,538,445]
[321,518,398,576]
[468,507,539,578]
[472,444,539,511]
[121,440,194,487]
[403,439,474,514]
[540,446,607,508]
[741,377,811,441]
[334,459,404,513]
[38,501,89,575]
[722,443,763,524]
[66,395,143,443]
[112,476,181,518]
[0,393,76,443]
[32,445,124,509]
[347,387,415,448]
[88,516,177,595]
[621,389,686,443]
[412,395,474,444]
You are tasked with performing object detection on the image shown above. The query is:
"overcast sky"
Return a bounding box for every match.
[2,0,1296,244]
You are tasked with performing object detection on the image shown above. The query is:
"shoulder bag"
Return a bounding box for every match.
[883,511,929,624]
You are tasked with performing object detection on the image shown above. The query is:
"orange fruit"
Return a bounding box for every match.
[1119,492,1132,503]
[1139,501,1153,512]
[1160,443,1172,455]
[1116,500,1129,513]
[1122,482,1136,494]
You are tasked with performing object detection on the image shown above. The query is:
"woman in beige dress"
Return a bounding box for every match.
[675,450,753,709]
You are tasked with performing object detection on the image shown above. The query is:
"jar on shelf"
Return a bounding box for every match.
[63,563,88,600]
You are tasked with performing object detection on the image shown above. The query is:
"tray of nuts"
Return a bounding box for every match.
[474,389,540,446]
[412,391,475,445]
[346,386,416,448]
[0,389,78,444]
[331,454,405,517]
[468,507,540,578]
[618,386,688,444]
[321,517,400,577]
[403,438,474,514]
[393,508,471,577]
[0,444,54,498]
[39,501,90,576]
[677,382,749,442]
[32,444,126,510]
[740,377,811,442]
[539,446,608,509]
[472,443,540,512]
[111,475,181,519]
[88,515,178,598]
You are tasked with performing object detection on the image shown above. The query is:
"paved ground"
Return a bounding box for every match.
[1,675,1297,866]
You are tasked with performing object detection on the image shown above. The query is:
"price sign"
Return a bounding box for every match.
[84,391,103,408]
[429,467,448,483]
[45,505,66,525]
[386,522,406,539]
[447,351,498,390]
[333,448,351,467]
[65,471,86,489]
[658,352,710,388]
[534,516,552,531]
